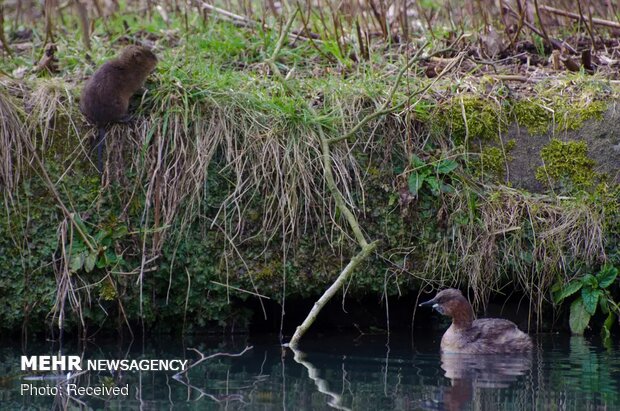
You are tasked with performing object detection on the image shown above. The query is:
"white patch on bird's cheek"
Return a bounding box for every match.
[432,303,438,308]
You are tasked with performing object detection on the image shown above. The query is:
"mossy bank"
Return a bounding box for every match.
[1,12,619,337]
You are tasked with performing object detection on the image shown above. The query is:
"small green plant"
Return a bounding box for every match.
[407,155,458,197]
[553,264,619,337]
[67,217,127,275]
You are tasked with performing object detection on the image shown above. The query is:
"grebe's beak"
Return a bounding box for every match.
[419,298,438,308]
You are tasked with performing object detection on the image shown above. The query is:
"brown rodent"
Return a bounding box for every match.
[80,45,158,172]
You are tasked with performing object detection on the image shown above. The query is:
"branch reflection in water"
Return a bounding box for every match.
[287,345,352,411]
[7,334,620,409]
[172,345,256,405]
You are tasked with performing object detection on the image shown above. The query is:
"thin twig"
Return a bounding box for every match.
[197,1,313,42]
[539,4,620,30]
[210,281,271,299]
[502,0,576,53]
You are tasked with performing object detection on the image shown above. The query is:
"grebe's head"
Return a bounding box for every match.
[419,288,469,317]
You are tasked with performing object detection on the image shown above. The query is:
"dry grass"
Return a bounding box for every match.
[422,185,606,328]
[1,1,617,332]
[0,85,27,200]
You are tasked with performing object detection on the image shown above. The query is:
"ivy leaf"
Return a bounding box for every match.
[408,172,424,196]
[596,265,618,289]
[436,159,458,174]
[569,298,591,335]
[581,287,600,315]
[553,280,582,304]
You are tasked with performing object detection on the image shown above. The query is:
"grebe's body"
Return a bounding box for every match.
[420,289,532,354]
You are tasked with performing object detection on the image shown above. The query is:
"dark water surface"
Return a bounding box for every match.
[1,333,619,410]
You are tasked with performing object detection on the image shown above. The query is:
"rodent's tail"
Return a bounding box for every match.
[94,127,106,174]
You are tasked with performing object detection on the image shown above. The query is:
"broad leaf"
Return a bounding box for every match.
[582,274,598,288]
[410,154,426,169]
[599,296,610,315]
[596,265,618,289]
[602,311,616,340]
[581,287,600,315]
[84,251,97,273]
[426,176,441,195]
[104,249,119,265]
[408,172,424,196]
[440,183,455,194]
[436,159,458,174]
[569,299,591,335]
[69,252,86,273]
[112,225,129,239]
[553,280,582,304]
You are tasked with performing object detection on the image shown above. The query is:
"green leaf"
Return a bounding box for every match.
[582,274,598,288]
[596,265,618,289]
[112,225,129,239]
[426,176,440,195]
[440,183,455,194]
[408,172,424,196]
[569,298,591,335]
[553,280,583,304]
[581,287,600,315]
[69,252,86,273]
[602,312,615,340]
[94,230,109,242]
[599,296,610,315]
[410,154,426,169]
[96,257,106,269]
[84,252,97,273]
[388,194,397,206]
[436,159,458,174]
[104,249,119,265]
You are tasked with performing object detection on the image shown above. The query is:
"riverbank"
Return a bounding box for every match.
[1,5,618,339]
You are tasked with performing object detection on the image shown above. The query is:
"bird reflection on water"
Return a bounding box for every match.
[422,352,532,411]
[5,335,620,410]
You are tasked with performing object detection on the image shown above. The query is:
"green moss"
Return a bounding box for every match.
[556,100,606,131]
[473,140,515,182]
[513,97,606,135]
[438,96,507,143]
[513,77,608,136]
[513,100,552,135]
[536,139,597,190]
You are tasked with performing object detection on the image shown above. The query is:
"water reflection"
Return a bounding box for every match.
[289,346,351,411]
[1,334,619,410]
[435,353,532,411]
